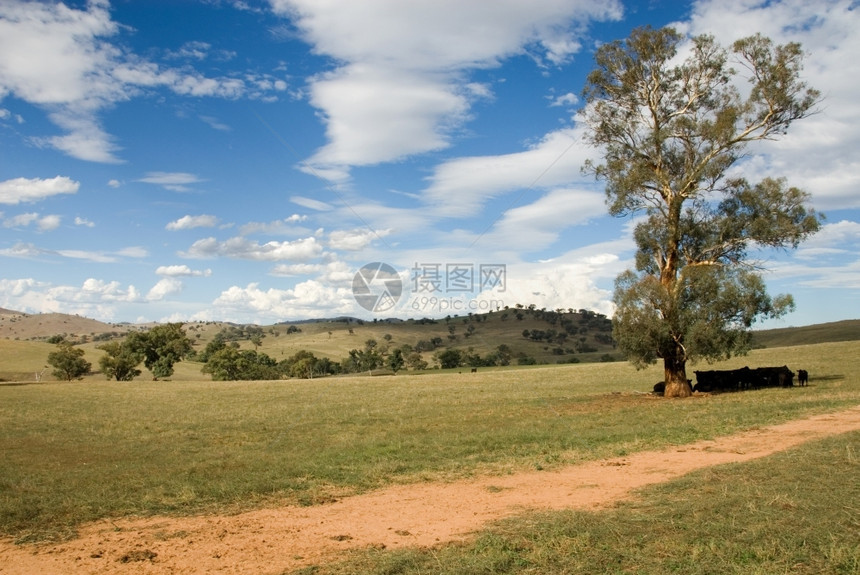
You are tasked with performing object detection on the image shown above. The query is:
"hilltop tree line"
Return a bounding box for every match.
[44,307,617,382]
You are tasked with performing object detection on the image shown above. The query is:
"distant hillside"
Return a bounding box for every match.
[751,319,860,348]
[0,309,135,342]
[2,306,857,377]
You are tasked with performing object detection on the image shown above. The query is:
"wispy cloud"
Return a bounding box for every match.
[140,172,205,192]
[165,214,219,230]
[0,0,287,162]
[270,0,622,180]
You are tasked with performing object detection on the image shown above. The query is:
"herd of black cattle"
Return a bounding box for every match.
[654,367,809,394]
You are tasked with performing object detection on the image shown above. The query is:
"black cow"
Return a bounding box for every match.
[797,369,809,386]
[753,366,795,388]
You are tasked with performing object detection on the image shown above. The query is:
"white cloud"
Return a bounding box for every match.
[0,277,144,319]
[36,214,61,231]
[74,216,95,227]
[212,280,353,321]
[239,215,310,235]
[180,235,323,261]
[422,127,590,217]
[115,246,148,258]
[166,214,219,231]
[291,196,333,211]
[0,0,286,162]
[549,92,579,107]
[270,0,622,179]
[0,176,79,204]
[140,172,204,192]
[155,265,212,277]
[0,241,147,263]
[147,277,184,301]
[2,212,61,231]
[328,228,391,251]
[484,187,606,251]
[683,0,860,211]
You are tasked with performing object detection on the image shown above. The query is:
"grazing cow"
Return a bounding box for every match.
[653,381,665,395]
[797,369,808,386]
[753,365,795,388]
[470,367,477,373]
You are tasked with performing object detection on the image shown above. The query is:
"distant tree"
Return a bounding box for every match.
[405,351,428,371]
[250,335,263,350]
[202,347,280,381]
[387,348,405,373]
[582,27,822,397]
[126,323,192,379]
[495,344,513,366]
[97,341,143,381]
[47,341,91,381]
[435,349,463,369]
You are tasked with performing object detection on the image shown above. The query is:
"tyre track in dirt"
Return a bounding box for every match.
[2,405,859,575]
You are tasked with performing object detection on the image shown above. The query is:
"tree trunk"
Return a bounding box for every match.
[663,355,692,398]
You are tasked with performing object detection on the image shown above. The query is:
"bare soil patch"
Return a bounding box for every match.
[2,405,859,575]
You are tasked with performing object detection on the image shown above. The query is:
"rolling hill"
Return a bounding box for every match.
[1,306,857,382]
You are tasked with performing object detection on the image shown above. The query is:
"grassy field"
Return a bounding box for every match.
[309,430,860,575]
[1,340,858,547]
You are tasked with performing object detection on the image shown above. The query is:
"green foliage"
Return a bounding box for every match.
[46,341,91,381]
[387,348,405,373]
[125,323,192,379]
[97,341,143,381]
[435,348,463,369]
[583,27,822,395]
[202,347,280,381]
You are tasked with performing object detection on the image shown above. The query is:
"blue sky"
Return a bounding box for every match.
[1,0,858,327]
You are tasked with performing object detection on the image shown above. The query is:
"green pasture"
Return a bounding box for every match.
[309,430,860,575]
[0,341,858,547]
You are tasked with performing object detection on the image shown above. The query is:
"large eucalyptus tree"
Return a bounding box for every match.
[582,27,822,397]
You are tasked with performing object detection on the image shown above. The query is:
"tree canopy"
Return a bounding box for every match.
[97,341,143,381]
[582,27,822,397]
[125,323,192,380]
[47,341,91,381]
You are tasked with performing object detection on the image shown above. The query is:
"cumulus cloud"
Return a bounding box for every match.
[74,216,95,227]
[36,214,61,231]
[0,176,79,204]
[2,212,61,231]
[155,264,212,277]
[270,0,622,179]
[549,92,579,107]
[0,277,143,318]
[212,280,353,321]
[166,214,219,231]
[180,235,323,261]
[147,277,183,301]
